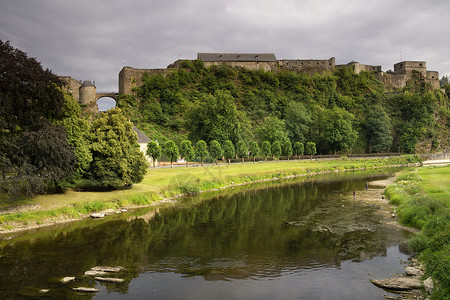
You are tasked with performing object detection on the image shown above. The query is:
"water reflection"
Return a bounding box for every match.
[0,170,411,299]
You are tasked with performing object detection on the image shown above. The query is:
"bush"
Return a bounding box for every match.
[408,233,429,253]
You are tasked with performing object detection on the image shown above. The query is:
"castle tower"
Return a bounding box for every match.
[79,80,98,112]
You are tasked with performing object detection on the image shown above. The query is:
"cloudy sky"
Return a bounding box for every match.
[1,0,449,92]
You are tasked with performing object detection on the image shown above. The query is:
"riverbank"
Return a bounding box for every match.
[0,156,421,234]
[383,165,450,299]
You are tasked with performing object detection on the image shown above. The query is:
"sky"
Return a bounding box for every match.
[1,0,450,94]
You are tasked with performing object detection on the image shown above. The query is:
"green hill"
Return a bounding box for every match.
[117,60,449,155]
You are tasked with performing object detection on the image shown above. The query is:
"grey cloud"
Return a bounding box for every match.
[1,0,449,92]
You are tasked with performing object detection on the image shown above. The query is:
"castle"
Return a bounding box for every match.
[62,53,441,111]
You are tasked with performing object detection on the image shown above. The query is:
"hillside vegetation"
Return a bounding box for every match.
[118,60,449,155]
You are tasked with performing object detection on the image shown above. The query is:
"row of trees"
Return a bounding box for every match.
[146,139,317,167]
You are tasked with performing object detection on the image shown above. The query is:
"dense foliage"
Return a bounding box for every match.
[119,61,449,155]
[0,40,76,197]
[87,108,148,188]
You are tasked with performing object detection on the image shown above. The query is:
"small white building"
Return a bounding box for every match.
[132,125,153,164]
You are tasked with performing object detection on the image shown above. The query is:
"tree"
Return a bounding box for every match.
[235,140,247,163]
[320,107,357,154]
[146,141,161,168]
[283,140,293,160]
[272,141,282,160]
[88,108,148,188]
[195,140,208,166]
[179,140,195,166]
[256,116,289,145]
[223,140,235,164]
[293,142,304,160]
[261,141,272,162]
[209,140,223,164]
[364,106,393,153]
[185,90,242,144]
[0,40,77,197]
[164,140,179,168]
[60,92,92,181]
[305,142,317,159]
[285,102,311,143]
[248,141,259,162]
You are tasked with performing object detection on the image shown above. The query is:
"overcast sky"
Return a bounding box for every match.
[1,0,449,92]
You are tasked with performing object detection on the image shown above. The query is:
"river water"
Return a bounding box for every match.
[0,170,412,299]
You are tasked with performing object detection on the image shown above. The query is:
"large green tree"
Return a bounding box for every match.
[88,108,148,188]
[185,90,242,144]
[320,107,357,154]
[285,102,311,143]
[0,40,77,197]
[257,116,289,145]
[60,92,92,181]
[365,106,393,153]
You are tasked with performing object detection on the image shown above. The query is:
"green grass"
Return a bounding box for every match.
[385,165,450,299]
[418,166,450,205]
[0,156,420,230]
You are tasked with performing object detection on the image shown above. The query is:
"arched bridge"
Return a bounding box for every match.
[96,92,119,101]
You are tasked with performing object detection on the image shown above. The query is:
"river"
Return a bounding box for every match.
[0,169,412,299]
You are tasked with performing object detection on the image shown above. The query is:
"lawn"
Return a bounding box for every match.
[418,165,450,206]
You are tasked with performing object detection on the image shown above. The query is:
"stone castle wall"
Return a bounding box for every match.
[62,54,441,105]
[278,57,335,75]
[119,67,171,95]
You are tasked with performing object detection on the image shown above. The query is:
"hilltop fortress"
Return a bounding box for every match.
[62,53,440,111]
[120,53,440,95]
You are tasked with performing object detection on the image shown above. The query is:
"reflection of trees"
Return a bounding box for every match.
[0,219,152,299]
[0,169,407,298]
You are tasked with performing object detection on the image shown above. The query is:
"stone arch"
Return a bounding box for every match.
[96,94,118,111]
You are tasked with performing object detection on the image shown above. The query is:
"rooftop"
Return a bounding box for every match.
[197,53,277,62]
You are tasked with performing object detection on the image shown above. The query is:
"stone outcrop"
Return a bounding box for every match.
[370,277,422,290]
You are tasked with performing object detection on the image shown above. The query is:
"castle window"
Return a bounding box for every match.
[419,63,423,67]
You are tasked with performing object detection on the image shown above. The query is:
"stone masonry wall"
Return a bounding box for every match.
[119,67,171,95]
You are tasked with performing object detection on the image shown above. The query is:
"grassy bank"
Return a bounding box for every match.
[384,165,450,299]
[0,155,420,232]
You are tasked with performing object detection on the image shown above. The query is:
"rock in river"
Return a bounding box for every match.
[91,266,124,273]
[90,213,105,218]
[84,270,108,276]
[95,277,125,283]
[72,287,99,292]
[370,277,422,290]
[405,266,422,277]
